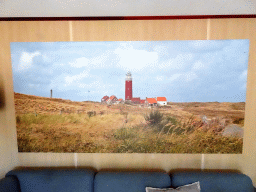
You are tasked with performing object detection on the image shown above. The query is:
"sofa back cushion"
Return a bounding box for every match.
[171,172,254,192]
[94,171,171,192]
[6,169,95,192]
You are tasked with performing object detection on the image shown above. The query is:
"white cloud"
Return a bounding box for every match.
[190,40,210,49]
[161,53,194,70]
[239,70,247,81]
[28,83,40,88]
[69,57,89,68]
[240,83,247,90]
[166,72,197,84]
[114,47,158,71]
[192,60,205,70]
[156,76,165,81]
[213,84,227,91]
[169,73,182,82]
[18,51,41,71]
[188,40,225,52]
[184,71,198,82]
[153,45,168,56]
[90,52,111,68]
[78,80,101,89]
[65,70,89,85]
[77,80,116,96]
[239,70,248,90]
[42,54,51,63]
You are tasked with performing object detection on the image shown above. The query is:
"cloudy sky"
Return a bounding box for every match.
[10,40,249,102]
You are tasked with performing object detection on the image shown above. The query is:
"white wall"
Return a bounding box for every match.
[0,32,19,178]
[0,0,255,17]
[157,101,167,106]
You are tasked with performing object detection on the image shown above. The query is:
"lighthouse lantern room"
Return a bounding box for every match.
[125,71,132,100]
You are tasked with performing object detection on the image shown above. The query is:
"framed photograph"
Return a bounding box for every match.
[11,39,249,153]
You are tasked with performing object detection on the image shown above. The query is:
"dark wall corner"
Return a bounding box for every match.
[0,77,6,109]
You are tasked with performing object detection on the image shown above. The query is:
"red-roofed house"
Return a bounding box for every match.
[101,96,109,103]
[145,98,157,107]
[117,98,124,104]
[140,99,145,105]
[107,95,118,104]
[131,97,140,104]
[156,97,167,106]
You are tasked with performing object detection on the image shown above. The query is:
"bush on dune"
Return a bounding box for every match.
[144,110,163,126]
[144,110,198,135]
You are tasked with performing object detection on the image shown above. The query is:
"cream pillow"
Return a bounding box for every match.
[146,181,200,192]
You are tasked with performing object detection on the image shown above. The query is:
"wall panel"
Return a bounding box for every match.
[0,21,71,178]
[5,21,70,42]
[77,153,202,171]
[204,154,244,170]
[0,19,255,186]
[207,18,256,183]
[72,19,207,42]
[18,153,75,167]
[0,22,18,179]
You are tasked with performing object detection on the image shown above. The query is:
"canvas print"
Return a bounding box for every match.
[11,40,249,153]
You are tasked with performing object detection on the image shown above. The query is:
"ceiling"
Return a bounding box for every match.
[0,0,255,18]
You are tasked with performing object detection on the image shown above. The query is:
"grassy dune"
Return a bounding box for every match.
[14,92,244,153]
[16,110,243,153]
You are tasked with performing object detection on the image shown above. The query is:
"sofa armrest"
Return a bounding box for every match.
[0,176,20,192]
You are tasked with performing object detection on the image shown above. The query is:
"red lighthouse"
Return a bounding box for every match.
[125,71,132,100]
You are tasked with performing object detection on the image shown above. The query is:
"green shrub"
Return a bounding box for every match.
[114,127,137,140]
[144,110,163,126]
[166,116,178,126]
[87,111,96,118]
[158,116,178,134]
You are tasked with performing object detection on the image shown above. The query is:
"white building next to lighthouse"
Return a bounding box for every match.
[156,97,167,106]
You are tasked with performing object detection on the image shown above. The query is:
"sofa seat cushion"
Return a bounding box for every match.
[171,172,254,192]
[0,176,20,192]
[94,171,171,192]
[6,169,95,192]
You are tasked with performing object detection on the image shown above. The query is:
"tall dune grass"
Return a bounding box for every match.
[16,110,243,153]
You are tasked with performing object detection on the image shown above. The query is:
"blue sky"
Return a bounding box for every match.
[10,40,249,102]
